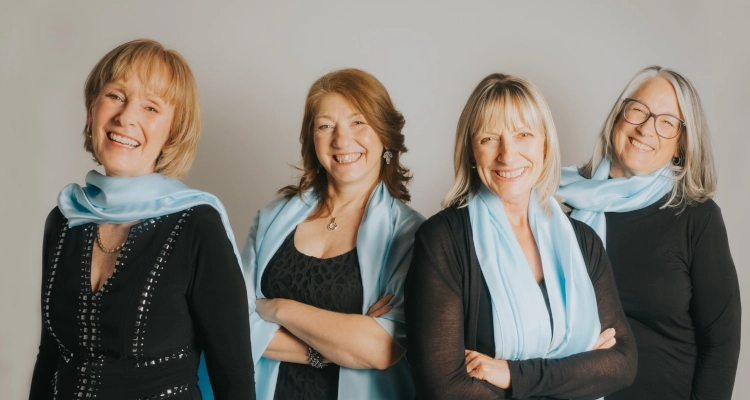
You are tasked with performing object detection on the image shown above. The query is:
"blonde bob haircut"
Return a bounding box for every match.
[581,66,717,210]
[83,39,201,179]
[442,73,562,215]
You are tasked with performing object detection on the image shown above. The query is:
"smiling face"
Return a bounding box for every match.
[472,110,546,206]
[88,74,175,177]
[313,93,384,191]
[610,77,682,178]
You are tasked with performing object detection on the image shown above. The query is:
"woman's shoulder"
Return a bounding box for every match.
[416,206,469,240]
[567,216,601,244]
[390,198,426,226]
[180,205,227,235]
[256,193,308,221]
[43,206,67,243]
[566,216,606,273]
[45,206,65,227]
[186,204,222,218]
[682,198,727,235]
[685,197,722,217]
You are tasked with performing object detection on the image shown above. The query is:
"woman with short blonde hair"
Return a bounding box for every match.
[29,39,254,400]
[82,39,202,178]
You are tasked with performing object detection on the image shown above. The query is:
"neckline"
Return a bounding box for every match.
[290,227,357,261]
[605,193,671,220]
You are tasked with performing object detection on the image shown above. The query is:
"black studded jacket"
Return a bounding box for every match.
[29,205,255,400]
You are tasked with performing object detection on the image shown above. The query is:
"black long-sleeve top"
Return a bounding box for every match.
[600,198,740,400]
[405,206,637,400]
[29,205,255,400]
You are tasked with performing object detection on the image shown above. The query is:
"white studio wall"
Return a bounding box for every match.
[2,1,747,398]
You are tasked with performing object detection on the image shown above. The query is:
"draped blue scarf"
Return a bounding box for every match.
[244,182,424,400]
[57,170,241,400]
[557,157,674,246]
[467,185,600,361]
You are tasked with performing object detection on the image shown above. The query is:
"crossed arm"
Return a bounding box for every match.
[405,215,637,399]
[256,294,404,370]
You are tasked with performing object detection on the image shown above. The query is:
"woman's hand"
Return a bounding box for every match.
[367,294,394,318]
[465,350,511,389]
[593,327,616,350]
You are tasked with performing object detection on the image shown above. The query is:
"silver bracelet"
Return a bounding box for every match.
[307,346,327,369]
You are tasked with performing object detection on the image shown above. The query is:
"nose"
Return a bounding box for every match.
[496,136,518,164]
[114,101,138,127]
[330,125,352,148]
[637,115,658,136]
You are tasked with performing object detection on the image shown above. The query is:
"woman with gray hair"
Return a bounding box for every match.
[405,73,637,399]
[558,66,740,399]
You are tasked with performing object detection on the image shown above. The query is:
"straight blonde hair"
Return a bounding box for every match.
[581,66,717,210]
[83,39,201,179]
[442,73,562,215]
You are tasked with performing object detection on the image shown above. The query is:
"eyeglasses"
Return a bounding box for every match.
[621,98,685,139]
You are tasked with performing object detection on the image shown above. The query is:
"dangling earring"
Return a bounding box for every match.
[470,160,476,169]
[672,155,682,166]
[382,150,393,165]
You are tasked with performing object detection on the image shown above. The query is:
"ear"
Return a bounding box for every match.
[675,135,685,157]
[86,101,96,129]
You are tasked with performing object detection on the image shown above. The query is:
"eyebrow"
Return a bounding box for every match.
[102,82,167,105]
[143,95,166,105]
[315,113,363,120]
[480,126,531,135]
[631,98,683,119]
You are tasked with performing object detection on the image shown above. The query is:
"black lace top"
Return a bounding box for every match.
[261,228,363,400]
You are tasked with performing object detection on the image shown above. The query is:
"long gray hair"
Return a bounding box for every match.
[581,66,717,210]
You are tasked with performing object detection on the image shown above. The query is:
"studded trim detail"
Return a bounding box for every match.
[74,226,102,399]
[133,212,190,364]
[136,384,190,399]
[44,219,73,363]
[135,347,193,368]
[52,371,58,400]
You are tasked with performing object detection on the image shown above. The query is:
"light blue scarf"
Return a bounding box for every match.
[57,170,241,400]
[244,182,424,400]
[468,185,600,361]
[557,157,674,246]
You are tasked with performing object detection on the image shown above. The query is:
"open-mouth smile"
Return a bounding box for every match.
[107,132,141,148]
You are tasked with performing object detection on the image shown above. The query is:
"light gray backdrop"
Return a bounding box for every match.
[2,1,747,398]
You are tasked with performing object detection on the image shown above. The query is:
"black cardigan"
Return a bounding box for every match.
[405,206,637,399]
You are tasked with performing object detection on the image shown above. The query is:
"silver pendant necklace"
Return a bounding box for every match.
[325,202,364,232]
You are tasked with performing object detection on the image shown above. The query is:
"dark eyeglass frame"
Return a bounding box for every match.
[621,98,685,139]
